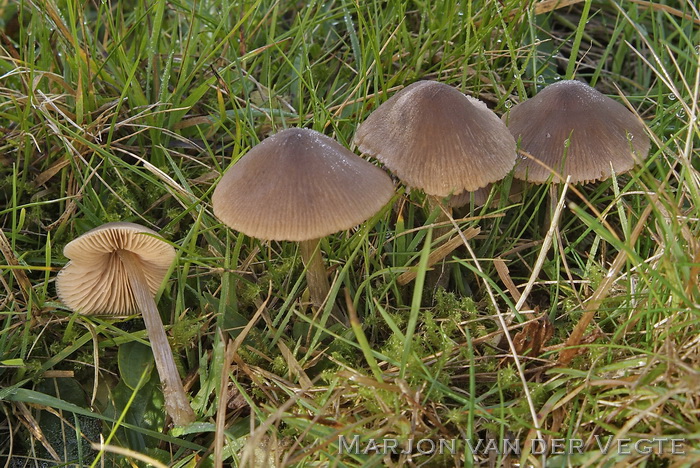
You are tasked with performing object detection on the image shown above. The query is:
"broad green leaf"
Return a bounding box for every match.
[118,341,154,390]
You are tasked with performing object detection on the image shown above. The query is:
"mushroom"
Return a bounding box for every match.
[353,80,517,285]
[504,79,650,184]
[503,80,651,363]
[56,222,195,426]
[212,128,394,323]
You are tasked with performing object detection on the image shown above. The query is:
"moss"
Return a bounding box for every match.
[434,288,477,319]
[169,315,201,350]
[271,354,287,375]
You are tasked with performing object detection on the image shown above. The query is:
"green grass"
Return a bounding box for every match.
[1,0,699,466]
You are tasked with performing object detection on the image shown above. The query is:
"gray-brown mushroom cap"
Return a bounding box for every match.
[56,222,176,315]
[505,80,650,184]
[212,128,395,242]
[353,80,517,197]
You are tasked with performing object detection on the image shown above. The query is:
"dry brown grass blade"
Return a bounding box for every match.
[0,229,33,306]
[276,340,313,389]
[214,335,236,468]
[91,443,169,468]
[337,370,401,392]
[41,370,75,378]
[558,199,656,365]
[689,247,700,301]
[532,0,585,16]
[173,115,212,130]
[471,0,585,29]
[33,157,71,187]
[31,0,75,47]
[513,315,554,357]
[15,402,61,462]
[396,226,480,286]
[494,257,530,311]
[628,0,700,25]
[477,0,587,29]
[44,199,77,231]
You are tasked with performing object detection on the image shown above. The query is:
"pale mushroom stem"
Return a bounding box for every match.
[542,184,559,237]
[426,197,453,289]
[429,197,453,239]
[299,238,349,326]
[117,250,196,426]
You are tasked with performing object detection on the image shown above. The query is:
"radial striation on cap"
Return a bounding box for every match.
[505,80,650,184]
[56,222,176,315]
[353,80,517,197]
[212,128,395,242]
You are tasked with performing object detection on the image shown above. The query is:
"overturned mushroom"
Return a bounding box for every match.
[56,222,195,426]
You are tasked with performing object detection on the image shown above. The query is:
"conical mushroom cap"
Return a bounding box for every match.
[212,128,395,241]
[353,80,517,197]
[56,222,176,315]
[505,80,650,184]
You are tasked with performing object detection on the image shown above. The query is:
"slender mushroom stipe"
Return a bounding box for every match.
[117,249,196,425]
